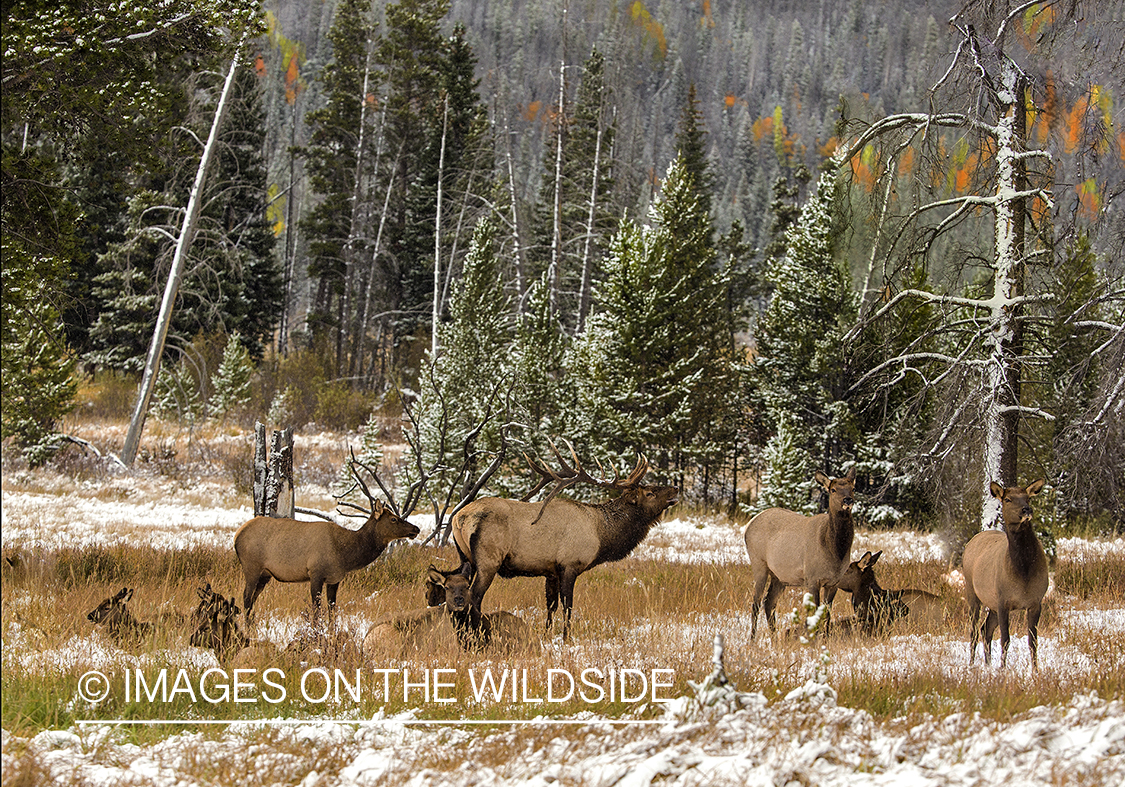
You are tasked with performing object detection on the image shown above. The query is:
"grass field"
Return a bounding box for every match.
[2,421,1123,785]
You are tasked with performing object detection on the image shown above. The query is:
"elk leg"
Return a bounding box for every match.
[1027,602,1041,672]
[982,609,999,666]
[544,573,561,632]
[469,565,497,623]
[967,595,981,665]
[997,607,1011,668]
[559,566,580,642]
[821,584,839,635]
[310,577,325,626]
[750,569,771,640]
[244,574,270,627]
[762,577,786,635]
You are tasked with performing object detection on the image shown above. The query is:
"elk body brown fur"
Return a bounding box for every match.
[453,485,677,641]
[234,501,419,626]
[962,479,1049,671]
[743,468,856,639]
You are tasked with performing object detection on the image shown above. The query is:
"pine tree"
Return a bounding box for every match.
[755,413,814,513]
[302,0,376,357]
[572,155,737,486]
[754,171,856,482]
[210,332,254,421]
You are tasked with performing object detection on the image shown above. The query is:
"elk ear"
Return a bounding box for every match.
[989,481,1005,499]
[1026,478,1046,496]
[869,550,882,565]
[814,471,830,489]
[427,568,447,586]
[857,551,874,569]
[844,466,856,481]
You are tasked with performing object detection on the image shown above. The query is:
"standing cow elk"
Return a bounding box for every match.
[87,587,154,646]
[743,467,856,639]
[836,551,945,634]
[235,454,420,627]
[962,479,1049,671]
[452,439,678,641]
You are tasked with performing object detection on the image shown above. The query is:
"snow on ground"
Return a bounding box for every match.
[4,484,1125,785]
[4,688,1122,786]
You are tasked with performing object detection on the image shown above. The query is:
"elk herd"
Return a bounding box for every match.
[85,438,1052,675]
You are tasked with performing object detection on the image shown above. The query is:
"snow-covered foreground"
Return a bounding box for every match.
[5,684,1123,786]
[4,475,1125,785]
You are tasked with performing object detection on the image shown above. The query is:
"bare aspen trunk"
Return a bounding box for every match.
[576,122,603,333]
[547,62,566,318]
[432,95,449,359]
[504,122,527,306]
[121,47,243,466]
[981,60,1027,529]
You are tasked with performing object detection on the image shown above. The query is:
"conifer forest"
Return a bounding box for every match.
[3,0,1124,532]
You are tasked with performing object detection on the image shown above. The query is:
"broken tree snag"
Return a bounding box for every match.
[253,422,268,517]
[253,423,295,518]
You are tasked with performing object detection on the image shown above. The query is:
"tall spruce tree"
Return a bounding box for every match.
[754,171,857,492]
[571,155,736,489]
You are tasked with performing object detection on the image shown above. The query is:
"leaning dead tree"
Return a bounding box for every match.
[835,1,1122,528]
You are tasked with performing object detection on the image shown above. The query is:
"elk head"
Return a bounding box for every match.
[990,478,1046,532]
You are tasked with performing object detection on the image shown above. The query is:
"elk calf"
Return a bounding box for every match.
[962,479,1049,671]
[235,500,419,626]
[743,468,856,639]
[87,587,154,646]
[835,551,944,634]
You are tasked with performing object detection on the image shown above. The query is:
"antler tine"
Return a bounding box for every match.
[343,447,401,518]
[621,452,650,487]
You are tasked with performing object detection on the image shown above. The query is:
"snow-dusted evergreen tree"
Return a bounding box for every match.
[400,217,513,518]
[754,171,856,485]
[152,359,203,424]
[508,274,567,459]
[570,155,737,484]
[755,413,815,513]
[209,332,253,421]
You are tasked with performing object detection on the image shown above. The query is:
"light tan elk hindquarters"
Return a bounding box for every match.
[962,479,1049,671]
[452,440,678,641]
[234,499,419,627]
[743,467,856,639]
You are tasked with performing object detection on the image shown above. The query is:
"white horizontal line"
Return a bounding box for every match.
[76,718,666,726]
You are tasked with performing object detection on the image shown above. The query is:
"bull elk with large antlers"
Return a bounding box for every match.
[234,452,419,626]
[962,478,1049,671]
[451,439,678,641]
[743,467,856,639]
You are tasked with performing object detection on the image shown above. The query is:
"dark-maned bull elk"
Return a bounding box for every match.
[962,479,1049,671]
[835,551,944,634]
[87,587,154,646]
[452,439,678,641]
[743,467,856,639]
[235,452,420,627]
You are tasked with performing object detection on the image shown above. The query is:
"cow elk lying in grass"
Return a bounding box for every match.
[835,551,945,634]
[743,467,856,639]
[452,439,678,641]
[235,455,420,627]
[86,587,154,647]
[962,478,1049,672]
[188,583,249,660]
[364,566,534,658]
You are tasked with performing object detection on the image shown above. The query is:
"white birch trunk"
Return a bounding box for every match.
[980,57,1025,529]
[547,62,566,317]
[121,47,243,466]
[431,95,449,359]
[576,121,603,334]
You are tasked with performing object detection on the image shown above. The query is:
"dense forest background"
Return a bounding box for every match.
[3,0,1123,537]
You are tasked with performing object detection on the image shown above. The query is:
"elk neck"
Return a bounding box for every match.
[592,495,662,563]
[1005,522,1045,578]
[822,504,855,564]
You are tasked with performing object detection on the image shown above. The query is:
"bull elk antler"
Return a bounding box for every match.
[521,438,649,522]
[335,447,417,520]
